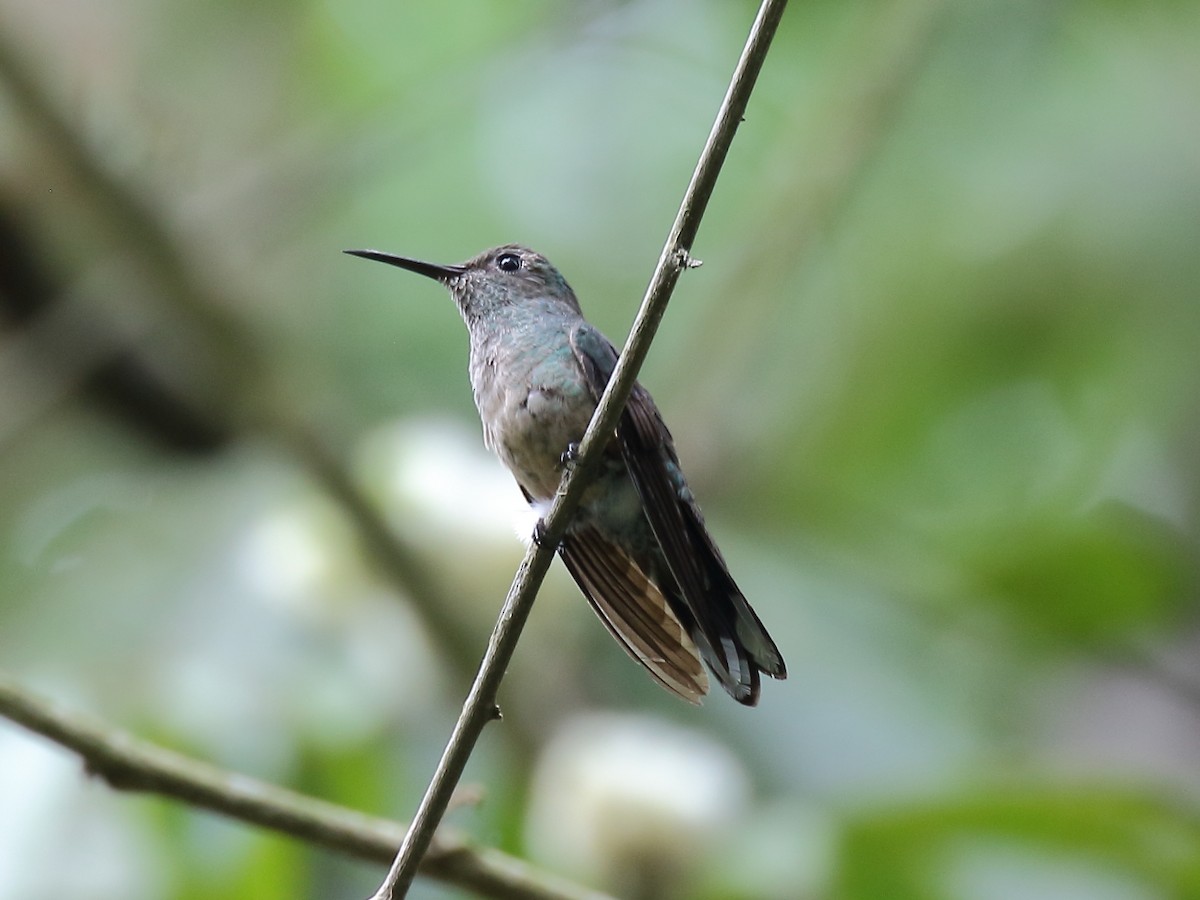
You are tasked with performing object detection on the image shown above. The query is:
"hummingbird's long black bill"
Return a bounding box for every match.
[343,249,465,282]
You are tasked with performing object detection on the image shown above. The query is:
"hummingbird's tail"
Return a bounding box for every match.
[674,507,788,706]
[558,516,786,706]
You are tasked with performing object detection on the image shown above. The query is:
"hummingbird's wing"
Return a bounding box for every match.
[569,323,787,706]
[558,523,709,704]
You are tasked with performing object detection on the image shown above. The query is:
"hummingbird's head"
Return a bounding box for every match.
[344,244,581,324]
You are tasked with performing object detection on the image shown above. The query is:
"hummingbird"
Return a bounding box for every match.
[345,244,786,705]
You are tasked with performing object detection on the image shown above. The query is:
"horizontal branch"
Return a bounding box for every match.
[0,672,613,900]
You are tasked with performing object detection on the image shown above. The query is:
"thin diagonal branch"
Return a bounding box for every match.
[372,1,791,897]
[0,673,613,900]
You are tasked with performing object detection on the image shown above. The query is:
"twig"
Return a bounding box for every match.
[371,1,791,897]
[0,673,614,900]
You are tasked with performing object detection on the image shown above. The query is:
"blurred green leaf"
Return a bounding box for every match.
[835,788,1200,900]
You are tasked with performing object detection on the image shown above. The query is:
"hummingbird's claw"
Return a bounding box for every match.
[560,442,581,469]
[532,519,564,551]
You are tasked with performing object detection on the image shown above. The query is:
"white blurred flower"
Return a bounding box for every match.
[0,728,165,899]
[365,417,535,542]
[526,713,750,897]
[237,505,332,612]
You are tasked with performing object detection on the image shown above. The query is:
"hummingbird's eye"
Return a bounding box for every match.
[496,253,521,273]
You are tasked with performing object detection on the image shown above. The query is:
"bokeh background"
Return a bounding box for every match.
[2,0,1200,898]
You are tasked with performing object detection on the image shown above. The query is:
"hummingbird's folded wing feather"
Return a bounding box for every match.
[569,323,786,705]
[621,393,787,681]
[559,524,709,704]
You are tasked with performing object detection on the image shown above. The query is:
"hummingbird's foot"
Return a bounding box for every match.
[560,442,581,470]
[532,519,564,551]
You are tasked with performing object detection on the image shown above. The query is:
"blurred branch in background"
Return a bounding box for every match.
[276,420,512,707]
[0,22,546,749]
[0,673,614,900]
[0,24,253,369]
[0,200,232,455]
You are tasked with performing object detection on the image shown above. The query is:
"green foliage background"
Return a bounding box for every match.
[1,0,1199,898]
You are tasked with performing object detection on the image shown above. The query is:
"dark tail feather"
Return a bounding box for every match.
[670,520,785,706]
[620,430,787,704]
[685,510,787,684]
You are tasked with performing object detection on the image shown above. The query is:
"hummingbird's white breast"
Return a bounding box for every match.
[468,314,594,502]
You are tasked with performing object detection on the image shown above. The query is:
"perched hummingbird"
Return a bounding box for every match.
[346,244,786,705]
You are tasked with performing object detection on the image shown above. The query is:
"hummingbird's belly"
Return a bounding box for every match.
[483,378,595,501]
[475,360,649,544]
